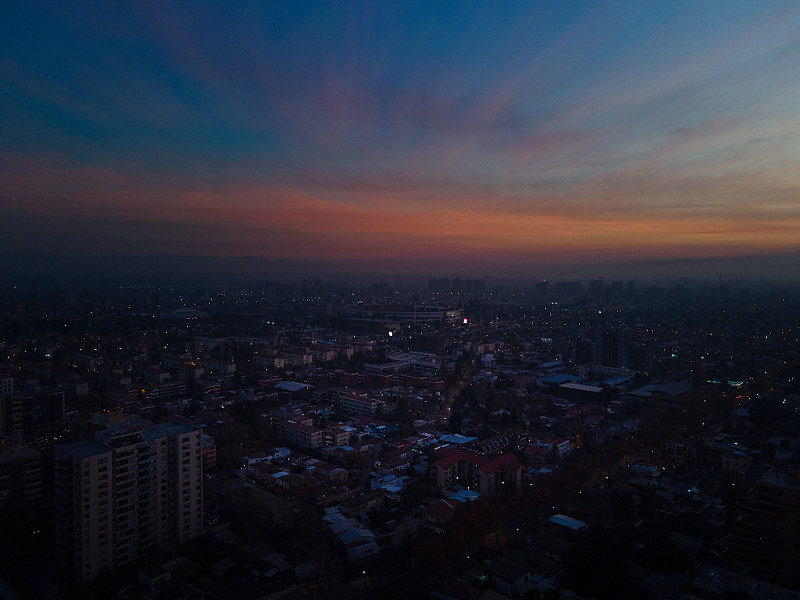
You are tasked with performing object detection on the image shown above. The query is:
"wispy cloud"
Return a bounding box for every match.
[3,2,800,269]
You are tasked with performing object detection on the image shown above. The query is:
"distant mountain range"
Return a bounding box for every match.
[1,251,800,287]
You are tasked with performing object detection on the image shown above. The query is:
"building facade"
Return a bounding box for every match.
[434,451,523,496]
[731,470,800,587]
[275,420,324,449]
[0,439,41,508]
[0,387,65,444]
[55,422,203,581]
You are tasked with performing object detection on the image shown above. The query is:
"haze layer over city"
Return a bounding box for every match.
[3,3,800,600]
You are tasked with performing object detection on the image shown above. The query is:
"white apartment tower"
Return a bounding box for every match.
[55,422,202,581]
[142,423,204,544]
[54,442,114,581]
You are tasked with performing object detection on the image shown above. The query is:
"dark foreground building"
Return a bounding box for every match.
[55,422,202,581]
[731,469,800,587]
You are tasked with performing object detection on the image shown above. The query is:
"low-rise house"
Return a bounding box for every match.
[246,461,282,480]
[525,445,551,464]
[422,499,460,526]
[528,528,573,561]
[338,528,380,562]
[375,450,411,475]
[487,558,531,597]
[536,436,572,459]
[341,490,385,516]
[306,459,348,483]
[548,514,589,538]
[369,473,398,490]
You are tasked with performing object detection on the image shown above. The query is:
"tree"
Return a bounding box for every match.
[448,410,464,433]
[562,528,632,600]
[747,395,778,426]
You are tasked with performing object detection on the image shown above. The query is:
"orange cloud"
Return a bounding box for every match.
[3,152,799,264]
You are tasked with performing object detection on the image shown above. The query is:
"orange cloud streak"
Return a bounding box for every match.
[3,155,799,262]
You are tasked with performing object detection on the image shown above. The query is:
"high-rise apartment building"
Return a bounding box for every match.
[55,422,202,581]
[0,439,42,508]
[731,469,800,587]
[142,423,204,544]
[55,441,113,581]
[600,330,626,368]
[0,387,65,444]
[574,331,652,372]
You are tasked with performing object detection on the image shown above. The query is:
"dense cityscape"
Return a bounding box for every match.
[2,273,800,600]
[5,1,800,598]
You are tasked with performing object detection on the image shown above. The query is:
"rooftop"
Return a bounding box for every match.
[549,514,589,531]
[57,440,112,459]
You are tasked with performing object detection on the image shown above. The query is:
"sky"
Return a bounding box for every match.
[2,1,800,277]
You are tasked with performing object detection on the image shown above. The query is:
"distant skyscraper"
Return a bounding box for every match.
[575,338,599,365]
[600,330,626,367]
[55,422,202,581]
[626,342,653,372]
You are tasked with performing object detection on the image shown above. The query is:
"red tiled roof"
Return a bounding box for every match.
[479,453,520,474]
[437,446,460,458]
[436,451,488,469]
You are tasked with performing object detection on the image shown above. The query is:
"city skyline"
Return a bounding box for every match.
[3,2,800,277]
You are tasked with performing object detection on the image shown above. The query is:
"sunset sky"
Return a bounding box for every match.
[3,1,800,275]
